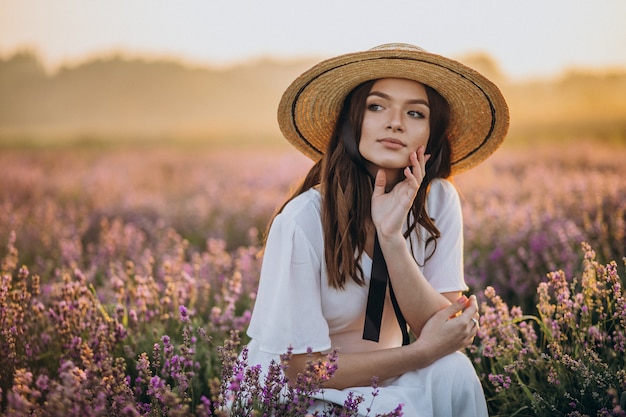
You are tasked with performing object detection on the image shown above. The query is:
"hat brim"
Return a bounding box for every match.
[277,46,509,175]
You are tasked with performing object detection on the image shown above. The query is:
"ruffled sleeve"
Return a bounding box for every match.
[422,179,469,293]
[247,195,332,355]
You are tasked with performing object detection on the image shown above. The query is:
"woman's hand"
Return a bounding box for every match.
[287,295,480,390]
[409,295,480,367]
[371,147,430,238]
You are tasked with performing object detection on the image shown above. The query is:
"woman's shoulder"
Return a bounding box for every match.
[427,178,461,212]
[270,188,324,254]
[429,178,459,198]
[280,187,321,217]
[274,188,323,232]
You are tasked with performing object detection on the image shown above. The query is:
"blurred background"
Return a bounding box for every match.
[0,0,625,304]
[1,0,625,147]
[1,4,625,415]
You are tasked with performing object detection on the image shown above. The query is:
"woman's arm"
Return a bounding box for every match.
[371,149,459,334]
[286,295,478,389]
[378,231,452,334]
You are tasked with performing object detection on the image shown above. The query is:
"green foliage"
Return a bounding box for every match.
[0,143,625,415]
[469,243,626,416]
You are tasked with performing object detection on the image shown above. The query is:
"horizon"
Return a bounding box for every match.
[2,45,625,144]
[1,0,625,81]
[3,47,625,84]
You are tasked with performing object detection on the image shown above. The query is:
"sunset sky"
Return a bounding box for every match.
[1,0,625,80]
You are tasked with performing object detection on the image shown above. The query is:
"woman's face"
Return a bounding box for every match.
[358,78,430,174]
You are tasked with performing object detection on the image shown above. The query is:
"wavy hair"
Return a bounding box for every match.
[274,79,451,289]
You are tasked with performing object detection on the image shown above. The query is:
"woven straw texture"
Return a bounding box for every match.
[277,44,510,175]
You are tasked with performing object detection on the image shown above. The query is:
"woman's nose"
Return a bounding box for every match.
[386,110,404,132]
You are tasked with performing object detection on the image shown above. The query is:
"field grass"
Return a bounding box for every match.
[2,49,626,414]
[1,134,625,416]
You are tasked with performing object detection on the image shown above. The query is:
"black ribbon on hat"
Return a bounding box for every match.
[363,233,411,345]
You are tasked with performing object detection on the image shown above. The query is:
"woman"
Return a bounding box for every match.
[245,44,509,416]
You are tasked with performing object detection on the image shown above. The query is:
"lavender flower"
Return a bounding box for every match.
[2,145,625,416]
[470,243,626,416]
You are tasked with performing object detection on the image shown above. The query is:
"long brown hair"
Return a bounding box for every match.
[273,79,451,289]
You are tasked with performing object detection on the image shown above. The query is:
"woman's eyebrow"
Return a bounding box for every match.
[368,91,430,107]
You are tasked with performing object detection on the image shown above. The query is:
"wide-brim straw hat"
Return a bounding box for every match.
[277,43,509,175]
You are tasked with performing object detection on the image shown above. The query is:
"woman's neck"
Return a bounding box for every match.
[366,165,403,192]
[382,168,404,191]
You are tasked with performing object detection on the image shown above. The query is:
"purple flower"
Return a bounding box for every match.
[179,305,190,323]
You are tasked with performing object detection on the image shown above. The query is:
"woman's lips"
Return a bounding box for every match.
[377,138,406,149]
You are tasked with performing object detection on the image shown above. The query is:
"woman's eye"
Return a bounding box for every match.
[408,110,425,119]
[367,104,383,111]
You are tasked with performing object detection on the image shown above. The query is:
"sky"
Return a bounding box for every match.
[1,0,625,80]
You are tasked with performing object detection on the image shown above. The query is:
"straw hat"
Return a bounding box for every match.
[277,43,509,175]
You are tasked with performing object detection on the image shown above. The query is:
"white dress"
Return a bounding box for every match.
[245,179,488,416]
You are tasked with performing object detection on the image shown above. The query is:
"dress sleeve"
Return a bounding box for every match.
[422,179,469,293]
[246,210,332,355]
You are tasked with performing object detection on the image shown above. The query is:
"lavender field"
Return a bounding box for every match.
[1,140,625,416]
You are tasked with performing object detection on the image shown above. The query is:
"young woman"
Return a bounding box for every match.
[245,43,509,416]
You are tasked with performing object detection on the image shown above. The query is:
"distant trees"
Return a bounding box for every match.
[1,50,625,142]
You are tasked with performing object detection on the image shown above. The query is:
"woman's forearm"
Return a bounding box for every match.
[285,297,474,390]
[285,342,436,390]
[378,233,451,334]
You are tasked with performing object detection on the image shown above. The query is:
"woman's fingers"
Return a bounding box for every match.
[459,295,480,338]
[417,298,480,356]
[442,295,480,342]
[403,151,420,189]
[371,147,432,235]
[373,169,387,197]
[409,147,431,182]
